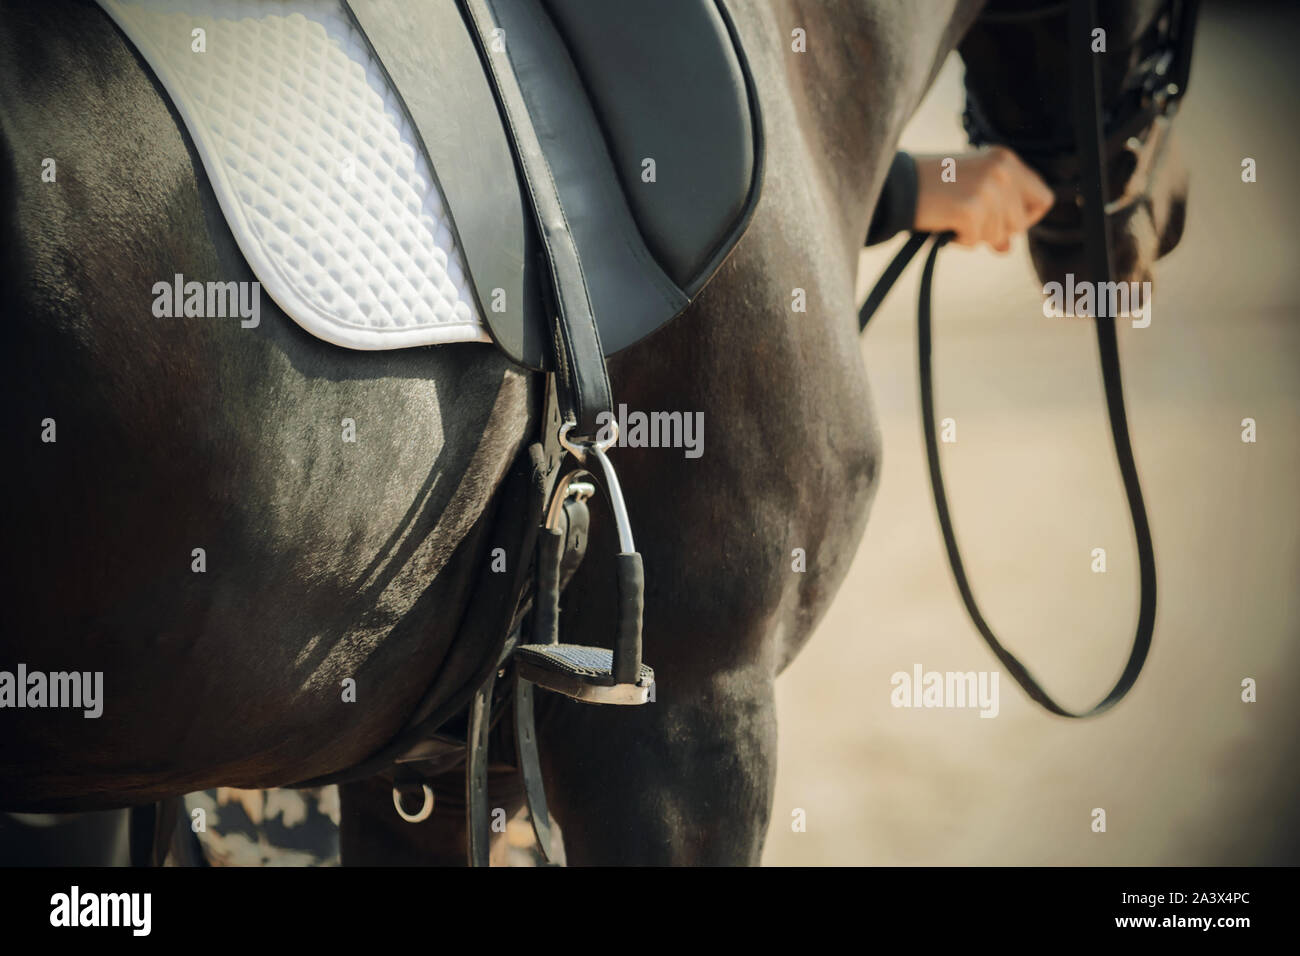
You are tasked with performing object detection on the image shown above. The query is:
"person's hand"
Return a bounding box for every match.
[913,147,1054,252]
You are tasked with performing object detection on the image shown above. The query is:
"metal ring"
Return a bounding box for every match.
[559,419,618,462]
[392,783,434,823]
[545,468,595,529]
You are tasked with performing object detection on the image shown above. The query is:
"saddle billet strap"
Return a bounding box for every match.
[858,0,1157,718]
[461,0,613,439]
[465,379,568,866]
[465,642,558,866]
[466,665,496,866]
[513,675,555,861]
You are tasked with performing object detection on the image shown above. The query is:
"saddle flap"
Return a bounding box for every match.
[349,0,763,370]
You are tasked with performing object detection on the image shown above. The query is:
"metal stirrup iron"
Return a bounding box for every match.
[514,422,655,707]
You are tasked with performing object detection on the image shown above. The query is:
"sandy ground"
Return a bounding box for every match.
[762,2,1300,865]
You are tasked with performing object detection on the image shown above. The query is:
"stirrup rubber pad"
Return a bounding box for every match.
[516,644,653,684]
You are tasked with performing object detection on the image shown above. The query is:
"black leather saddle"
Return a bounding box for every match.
[345,0,763,384]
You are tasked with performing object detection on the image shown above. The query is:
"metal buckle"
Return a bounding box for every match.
[558,418,618,463]
[544,472,596,530]
[554,419,634,553]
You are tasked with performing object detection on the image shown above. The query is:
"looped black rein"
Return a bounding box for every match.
[858,229,1156,718]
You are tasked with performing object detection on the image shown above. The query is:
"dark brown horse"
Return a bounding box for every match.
[0,0,1187,864]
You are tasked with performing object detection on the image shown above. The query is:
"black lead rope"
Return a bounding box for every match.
[861,232,1156,718]
[858,0,1156,717]
[852,0,1159,717]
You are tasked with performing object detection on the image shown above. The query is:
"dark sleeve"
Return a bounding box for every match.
[865,151,919,247]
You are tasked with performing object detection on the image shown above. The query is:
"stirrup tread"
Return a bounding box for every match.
[516,643,654,705]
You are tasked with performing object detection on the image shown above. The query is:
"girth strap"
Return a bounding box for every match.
[513,676,556,861]
[465,665,496,867]
[465,381,568,865]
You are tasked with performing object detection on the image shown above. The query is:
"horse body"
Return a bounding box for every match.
[1,0,958,830]
[1,0,532,805]
[1,0,1184,864]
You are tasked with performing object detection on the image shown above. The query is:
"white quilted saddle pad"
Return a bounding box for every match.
[97,0,490,350]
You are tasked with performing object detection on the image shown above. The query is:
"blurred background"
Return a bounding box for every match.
[763,0,1300,865]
